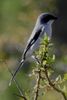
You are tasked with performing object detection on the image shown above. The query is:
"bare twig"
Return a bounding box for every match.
[8,67,27,100]
[34,69,41,100]
[13,93,27,100]
[44,67,67,100]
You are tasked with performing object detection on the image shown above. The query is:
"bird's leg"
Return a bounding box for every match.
[32,55,40,64]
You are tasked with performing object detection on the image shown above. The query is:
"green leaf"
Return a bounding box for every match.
[64,73,67,81]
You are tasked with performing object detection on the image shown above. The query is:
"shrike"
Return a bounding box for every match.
[9,13,57,86]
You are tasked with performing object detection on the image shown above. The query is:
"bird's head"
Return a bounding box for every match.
[36,13,58,38]
[38,13,58,25]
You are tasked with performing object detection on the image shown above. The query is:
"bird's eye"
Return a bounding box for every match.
[41,17,47,24]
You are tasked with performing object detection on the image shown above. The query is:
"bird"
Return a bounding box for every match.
[9,12,57,86]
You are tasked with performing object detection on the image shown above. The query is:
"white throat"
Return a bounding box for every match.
[45,20,53,38]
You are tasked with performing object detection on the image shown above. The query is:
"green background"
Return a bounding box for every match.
[0,0,67,100]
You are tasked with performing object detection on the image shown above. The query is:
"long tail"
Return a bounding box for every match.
[9,59,24,86]
[8,67,23,96]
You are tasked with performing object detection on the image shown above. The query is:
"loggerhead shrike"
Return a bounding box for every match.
[9,13,57,86]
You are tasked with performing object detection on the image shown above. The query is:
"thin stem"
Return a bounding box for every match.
[8,67,27,100]
[13,93,27,100]
[34,69,41,100]
[44,67,67,100]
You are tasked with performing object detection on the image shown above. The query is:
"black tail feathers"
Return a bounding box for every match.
[9,59,24,86]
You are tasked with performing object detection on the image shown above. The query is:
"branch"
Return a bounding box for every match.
[34,69,41,100]
[13,93,27,100]
[44,67,67,100]
[8,67,27,100]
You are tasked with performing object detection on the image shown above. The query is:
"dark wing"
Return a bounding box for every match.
[23,28,42,59]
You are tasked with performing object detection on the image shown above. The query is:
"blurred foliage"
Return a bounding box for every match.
[32,35,67,100]
[0,0,67,100]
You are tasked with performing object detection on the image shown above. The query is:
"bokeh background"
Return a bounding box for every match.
[0,0,67,100]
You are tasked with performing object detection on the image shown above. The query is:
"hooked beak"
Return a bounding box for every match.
[53,16,58,20]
